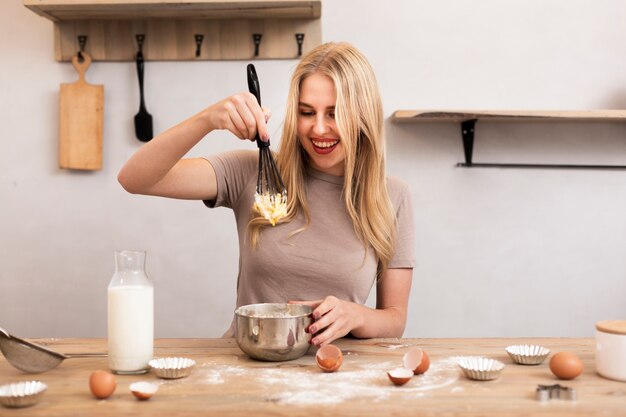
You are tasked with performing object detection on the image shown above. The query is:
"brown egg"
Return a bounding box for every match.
[89,370,117,399]
[387,367,413,386]
[316,344,343,372]
[549,351,584,380]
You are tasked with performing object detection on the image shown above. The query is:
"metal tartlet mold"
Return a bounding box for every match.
[458,356,505,381]
[0,380,47,408]
[149,357,196,379]
[505,344,551,365]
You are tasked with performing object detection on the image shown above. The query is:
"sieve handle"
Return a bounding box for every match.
[247,63,270,148]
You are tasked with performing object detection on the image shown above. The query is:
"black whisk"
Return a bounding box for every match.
[246,64,287,200]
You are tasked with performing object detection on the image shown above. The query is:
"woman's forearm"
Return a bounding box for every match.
[349,303,407,339]
[118,109,214,194]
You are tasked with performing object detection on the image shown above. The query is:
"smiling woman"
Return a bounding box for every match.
[117,42,415,347]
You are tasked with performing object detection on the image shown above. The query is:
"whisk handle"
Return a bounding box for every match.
[247,64,261,105]
[247,63,270,149]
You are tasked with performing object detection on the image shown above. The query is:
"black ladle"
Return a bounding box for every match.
[134,37,153,142]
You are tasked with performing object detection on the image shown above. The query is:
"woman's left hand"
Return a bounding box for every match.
[289,296,363,347]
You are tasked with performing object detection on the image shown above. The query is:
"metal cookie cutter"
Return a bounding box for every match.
[535,384,577,401]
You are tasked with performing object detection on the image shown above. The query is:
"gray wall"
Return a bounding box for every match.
[2,0,625,339]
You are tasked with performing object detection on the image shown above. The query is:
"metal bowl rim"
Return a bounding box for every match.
[234,303,312,319]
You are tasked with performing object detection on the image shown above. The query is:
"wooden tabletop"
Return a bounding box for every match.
[0,337,624,416]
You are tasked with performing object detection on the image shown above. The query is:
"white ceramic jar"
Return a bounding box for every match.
[595,320,626,382]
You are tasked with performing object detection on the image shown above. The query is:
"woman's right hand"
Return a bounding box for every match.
[119,92,272,200]
[205,92,272,143]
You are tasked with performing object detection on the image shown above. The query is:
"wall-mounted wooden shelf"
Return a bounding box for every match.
[23,0,322,61]
[23,0,322,21]
[391,109,626,169]
[392,110,626,123]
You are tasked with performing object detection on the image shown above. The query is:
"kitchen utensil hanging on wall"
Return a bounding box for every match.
[134,34,153,142]
[59,37,103,170]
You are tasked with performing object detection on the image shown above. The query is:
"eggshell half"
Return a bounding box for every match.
[387,367,413,386]
[316,344,343,372]
[130,381,159,400]
[402,347,424,374]
[414,351,430,375]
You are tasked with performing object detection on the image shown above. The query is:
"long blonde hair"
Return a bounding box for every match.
[249,42,396,274]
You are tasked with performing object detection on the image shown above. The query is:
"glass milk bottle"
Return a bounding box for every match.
[108,250,154,374]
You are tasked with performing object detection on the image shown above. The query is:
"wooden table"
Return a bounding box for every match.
[0,337,624,416]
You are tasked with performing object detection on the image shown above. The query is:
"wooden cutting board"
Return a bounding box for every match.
[59,52,103,170]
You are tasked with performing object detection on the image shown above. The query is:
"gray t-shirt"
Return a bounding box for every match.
[204,150,415,336]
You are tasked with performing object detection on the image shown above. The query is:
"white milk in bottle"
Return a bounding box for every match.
[108,250,153,374]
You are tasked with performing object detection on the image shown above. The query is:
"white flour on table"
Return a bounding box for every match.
[199,357,461,405]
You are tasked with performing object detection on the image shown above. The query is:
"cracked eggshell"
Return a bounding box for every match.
[402,347,428,374]
[130,381,159,400]
[387,368,413,386]
[316,344,343,372]
[414,350,430,374]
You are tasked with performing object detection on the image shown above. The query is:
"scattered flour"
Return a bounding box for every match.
[381,344,411,350]
[198,356,462,405]
[374,341,414,350]
[204,370,225,384]
[201,364,249,384]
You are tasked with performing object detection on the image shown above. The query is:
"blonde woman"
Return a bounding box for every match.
[118,42,415,347]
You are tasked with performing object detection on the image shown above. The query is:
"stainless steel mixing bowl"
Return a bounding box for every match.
[234,303,312,361]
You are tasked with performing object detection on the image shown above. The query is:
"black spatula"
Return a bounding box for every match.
[134,47,153,142]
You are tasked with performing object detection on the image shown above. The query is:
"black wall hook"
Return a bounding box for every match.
[252,33,263,57]
[77,35,87,62]
[195,34,204,57]
[295,33,305,57]
[136,34,145,55]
